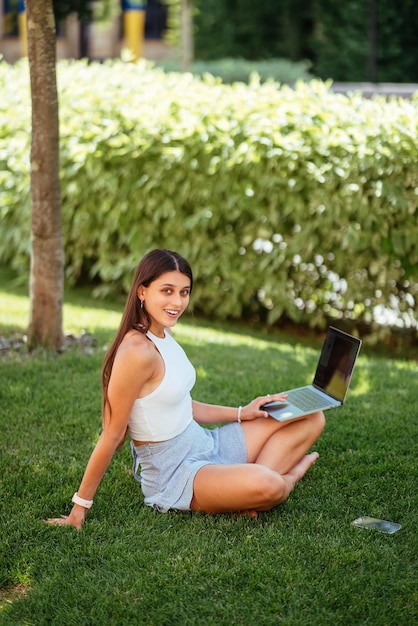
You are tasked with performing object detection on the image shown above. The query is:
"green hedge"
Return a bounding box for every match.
[1,59,417,335]
[156,58,314,85]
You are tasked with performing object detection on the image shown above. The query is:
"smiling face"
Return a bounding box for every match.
[137,271,191,337]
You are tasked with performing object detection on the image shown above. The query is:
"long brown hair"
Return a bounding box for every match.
[101,249,193,421]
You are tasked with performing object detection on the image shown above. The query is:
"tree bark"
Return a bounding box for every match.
[26,0,64,350]
[180,0,193,72]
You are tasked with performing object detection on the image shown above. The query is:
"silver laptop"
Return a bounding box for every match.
[262,326,362,421]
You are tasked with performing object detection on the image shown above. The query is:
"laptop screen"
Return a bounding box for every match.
[313,327,362,402]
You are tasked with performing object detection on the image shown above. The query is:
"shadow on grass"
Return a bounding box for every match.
[1,264,416,362]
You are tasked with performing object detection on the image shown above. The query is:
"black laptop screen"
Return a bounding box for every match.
[313,328,361,402]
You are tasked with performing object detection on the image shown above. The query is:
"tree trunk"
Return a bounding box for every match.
[180,0,193,72]
[26,0,64,350]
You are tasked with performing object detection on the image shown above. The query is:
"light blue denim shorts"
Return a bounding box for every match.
[131,419,247,513]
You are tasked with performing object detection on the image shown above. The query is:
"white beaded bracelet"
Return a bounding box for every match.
[72,492,93,509]
[237,406,242,423]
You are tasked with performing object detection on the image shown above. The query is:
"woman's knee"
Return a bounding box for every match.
[313,411,326,436]
[303,410,325,441]
[252,468,287,506]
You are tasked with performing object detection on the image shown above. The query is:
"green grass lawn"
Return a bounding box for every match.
[0,268,417,625]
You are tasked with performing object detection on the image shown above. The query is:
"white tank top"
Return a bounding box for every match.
[127,330,196,442]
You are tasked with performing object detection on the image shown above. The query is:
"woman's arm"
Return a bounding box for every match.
[192,400,240,424]
[48,429,126,529]
[46,335,158,529]
[192,393,288,425]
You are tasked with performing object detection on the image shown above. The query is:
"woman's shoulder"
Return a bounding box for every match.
[108,330,161,399]
[115,330,157,368]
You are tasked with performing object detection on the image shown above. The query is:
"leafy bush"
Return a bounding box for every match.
[0,59,417,336]
[156,57,314,84]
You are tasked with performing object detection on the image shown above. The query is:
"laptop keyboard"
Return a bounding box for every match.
[288,388,335,412]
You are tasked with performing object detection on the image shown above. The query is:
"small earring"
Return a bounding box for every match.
[140,299,144,309]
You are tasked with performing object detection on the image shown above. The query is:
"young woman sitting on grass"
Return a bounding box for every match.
[47,249,325,529]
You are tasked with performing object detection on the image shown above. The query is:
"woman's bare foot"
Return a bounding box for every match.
[287,452,319,484]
